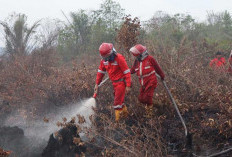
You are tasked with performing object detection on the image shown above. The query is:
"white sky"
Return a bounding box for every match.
[0,0,232,47]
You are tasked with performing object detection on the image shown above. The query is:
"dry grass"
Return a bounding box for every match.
[0,17,232,156]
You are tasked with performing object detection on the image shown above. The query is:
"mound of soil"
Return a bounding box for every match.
[42,122,86,157]
[0,126,45,157]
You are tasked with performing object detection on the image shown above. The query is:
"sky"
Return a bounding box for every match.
[0,0,231,46]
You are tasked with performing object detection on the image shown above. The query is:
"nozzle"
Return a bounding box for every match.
[93,93,97,98]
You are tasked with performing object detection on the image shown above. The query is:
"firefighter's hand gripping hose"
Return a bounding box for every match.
[93,77,109,98]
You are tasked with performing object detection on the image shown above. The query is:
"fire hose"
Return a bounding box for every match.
[157,74,232,157]
[161,80,189,137]
[192,147,232,157]
[156,74,190,137]
[93,77,109,98]
[91,74,232,156]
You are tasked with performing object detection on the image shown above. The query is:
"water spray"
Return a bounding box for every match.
[38,76,110,140]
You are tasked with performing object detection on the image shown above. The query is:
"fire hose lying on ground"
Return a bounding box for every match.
[92,75,232,157]
[157,75,232,157]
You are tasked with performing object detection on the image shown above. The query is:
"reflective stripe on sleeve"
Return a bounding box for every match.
[144,66,151,69]
[103,61,109,65]
[141,70,156,78]
[98,69,106,74]
[123,69,130,74]
[113,104,124,109]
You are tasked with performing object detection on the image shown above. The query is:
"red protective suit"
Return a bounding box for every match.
[209,57,226,71]
[131,55,165,106]
[96,53,131,110]
[228,57,232,73]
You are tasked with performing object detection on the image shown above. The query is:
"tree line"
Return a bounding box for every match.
[0,0,232,62]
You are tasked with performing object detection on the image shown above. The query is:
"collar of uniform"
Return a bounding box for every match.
[141,51,149,61]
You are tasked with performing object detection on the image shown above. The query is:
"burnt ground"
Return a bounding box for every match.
[0,123,101,157]
[0,126,45,157]
[0,103,232,157]
[160,105,232,157]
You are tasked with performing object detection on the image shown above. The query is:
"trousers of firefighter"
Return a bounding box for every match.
[94,43,165,122]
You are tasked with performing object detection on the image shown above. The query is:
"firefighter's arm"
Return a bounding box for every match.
[209,59,216,67]
[96,60,106,85]
[94,61,106,95]
[118,56,131,87]
[151,57,165,80]
[229,58,232,64]
[130,60,137,74]
[222,57,226,64]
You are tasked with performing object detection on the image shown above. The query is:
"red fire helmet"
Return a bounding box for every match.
[129,44,147,56]
[99,43,113,58]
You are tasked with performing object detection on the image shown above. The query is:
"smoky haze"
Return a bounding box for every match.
[1,98,96,157]
[0,0,231,47]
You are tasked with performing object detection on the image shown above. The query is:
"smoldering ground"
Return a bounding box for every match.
[0,98,96,157]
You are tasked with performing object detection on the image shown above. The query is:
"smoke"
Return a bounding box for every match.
[1,98,96,156]
[5,98,96,139]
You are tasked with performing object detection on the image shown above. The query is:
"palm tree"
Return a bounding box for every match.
[0,13,40,55]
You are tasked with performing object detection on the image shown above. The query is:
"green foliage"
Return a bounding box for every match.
[1,7,232,157]
[57,10,91,62]
[0,13,40,55]
[71,10,91,49]
[1,6,232,63]
[89,18,111,51]
[90,0,125,46]
[99,0,125,30]
[145,11,232,58]
[205,11,232,40]
[57,26,78,62]
[145,12,194,50]
[57,0,126,62]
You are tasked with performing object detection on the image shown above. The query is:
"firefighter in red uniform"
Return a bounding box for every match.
[209,51,226,71]
[130,44,165,118]
[228,51,232,74]
[94,43,131,122]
